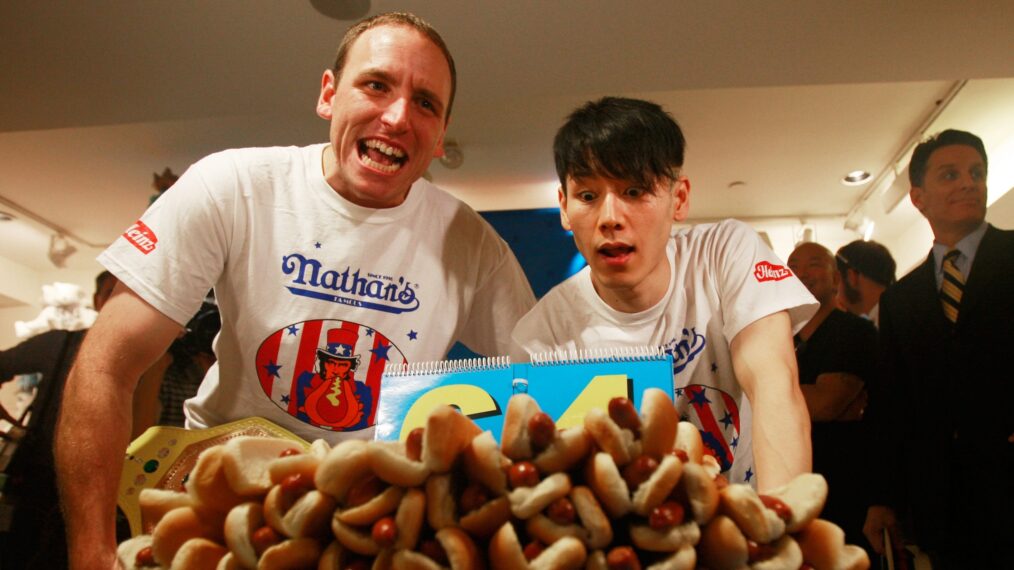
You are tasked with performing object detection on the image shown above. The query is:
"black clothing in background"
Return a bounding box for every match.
[795,309,877,559]
[1,329,84,570]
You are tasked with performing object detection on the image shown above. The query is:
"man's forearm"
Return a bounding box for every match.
[751,389,811,491]
[56,364,134,569]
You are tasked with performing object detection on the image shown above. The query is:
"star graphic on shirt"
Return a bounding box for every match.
[407,330,418,341]
[281,394,290,404]
[370,343,391,362]
[731,436,739,450]
[263,361,282,378]
[719,411,734,429]
[674,387,684,398]
[689,387,712,407]
[745,467,754,482]
[364,328,374,337]
[711,363,718,373]
[287,325,299,336]
[314,242,321,249]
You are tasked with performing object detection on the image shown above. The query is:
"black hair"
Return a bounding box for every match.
[553,97,686,191]
[836,240,896,287]
[95,270,114,291]
[908,129,988,187]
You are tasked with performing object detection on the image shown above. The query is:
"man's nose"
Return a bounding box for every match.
[598,193,623,229]
[381,97,410,130]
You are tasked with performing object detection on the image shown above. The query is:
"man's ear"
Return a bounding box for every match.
[672,176,691,222]
[558,186,572,231]
[432,119,449,159]
[316,70,336,120]
[909,185,925,213]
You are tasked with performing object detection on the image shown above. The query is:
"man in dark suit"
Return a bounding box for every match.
[864,129,1013,569]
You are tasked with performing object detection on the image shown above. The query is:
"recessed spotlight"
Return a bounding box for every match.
[0,210,14,222]
[841,170,871,185]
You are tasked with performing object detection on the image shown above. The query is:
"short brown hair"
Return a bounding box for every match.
[332,12,456,121]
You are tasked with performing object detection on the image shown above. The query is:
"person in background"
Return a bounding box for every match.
[0,271,116,570]
[787,241,877,564]
[511,96,817,491]
[56,12,534,568]
[864,129,1013,568]
[834,239,896,327]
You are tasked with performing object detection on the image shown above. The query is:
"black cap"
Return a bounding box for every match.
[836,240,896,287]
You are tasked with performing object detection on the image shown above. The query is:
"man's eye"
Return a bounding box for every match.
[366,80,386,91]
[576,191,596,202]
[971,169,986,181]
[942,170,958,181]
[624,187,647,198]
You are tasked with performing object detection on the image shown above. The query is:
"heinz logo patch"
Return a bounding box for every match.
[754,261,791,282]
[124,221,157,254]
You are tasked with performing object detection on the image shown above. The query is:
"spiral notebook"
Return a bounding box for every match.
[374,346,674,443]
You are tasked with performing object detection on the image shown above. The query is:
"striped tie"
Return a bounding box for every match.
[940,249,964,323]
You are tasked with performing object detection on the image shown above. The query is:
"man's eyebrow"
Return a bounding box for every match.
[357,68,447,114]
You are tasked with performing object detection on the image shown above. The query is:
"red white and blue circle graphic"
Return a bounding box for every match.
[255,319,407,432]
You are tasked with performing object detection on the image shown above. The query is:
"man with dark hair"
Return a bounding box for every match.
[864,129,1013,568]
[787,242,877,563]
[834,240,896,327]
[56,12,534,567]
[512,97,818,491]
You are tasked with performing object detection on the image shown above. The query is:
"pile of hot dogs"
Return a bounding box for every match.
[117,389,870,569]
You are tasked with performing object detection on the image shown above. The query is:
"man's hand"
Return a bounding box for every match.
[863,504,900,555]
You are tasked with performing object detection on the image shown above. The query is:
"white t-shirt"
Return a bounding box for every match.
[100,144,535,443]
[511,220,817,485]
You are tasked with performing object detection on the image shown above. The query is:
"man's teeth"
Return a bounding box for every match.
[364,139,406,158]
[362,155,401,173]
[360,139,406,173]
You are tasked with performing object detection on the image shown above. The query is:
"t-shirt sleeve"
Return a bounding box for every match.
[456,228,536,357]
[711,219,818,341]
[97,153,234,326]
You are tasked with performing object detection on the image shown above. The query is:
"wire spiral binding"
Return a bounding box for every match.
[384,355,512,377]
[529,345,666,366]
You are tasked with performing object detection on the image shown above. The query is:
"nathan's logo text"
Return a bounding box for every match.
[124,221,157,254]
[754,261,792,282]
[281,253,420,315]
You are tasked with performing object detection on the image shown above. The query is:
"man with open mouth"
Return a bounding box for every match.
[511,96,818,493]
[55,12,534,568]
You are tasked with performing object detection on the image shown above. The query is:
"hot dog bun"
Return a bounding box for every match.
[639,388,679,459]
[584,452,632,518]
[795,518,871,570]
[151,506,225,567]
[423,405,482,473]
[508,472,572,520]
[764,472,828,533]
[718,484,786,544]
[169,538,227,570]
[697,514,748,570]
[501,394,541,461]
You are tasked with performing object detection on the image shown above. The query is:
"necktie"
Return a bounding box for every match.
[940,249,964,323]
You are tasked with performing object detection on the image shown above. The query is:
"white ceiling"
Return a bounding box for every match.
[1,0,1013,282]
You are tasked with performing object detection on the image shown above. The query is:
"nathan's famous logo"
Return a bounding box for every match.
[281,253,420,314]
[123,221,157,255]
[754,261,792,282]
[255,319,407,432]
[664,327,707,374]
[674,384,740,474]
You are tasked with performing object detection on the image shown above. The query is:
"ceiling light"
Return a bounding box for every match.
[841,170,872,185]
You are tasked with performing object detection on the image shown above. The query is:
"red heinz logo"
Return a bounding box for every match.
[124,221,157,254]
[754,261,792,282]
